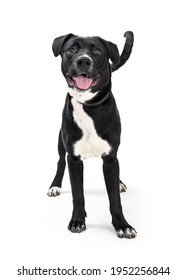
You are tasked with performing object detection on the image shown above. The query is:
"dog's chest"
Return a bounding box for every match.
[71,98,111,160]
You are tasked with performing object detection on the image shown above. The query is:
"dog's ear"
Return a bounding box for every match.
[101,39,120,65]
[52,33,76,57]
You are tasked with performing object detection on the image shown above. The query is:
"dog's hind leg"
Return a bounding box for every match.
[47,130,66,197]
[119,179,127,193]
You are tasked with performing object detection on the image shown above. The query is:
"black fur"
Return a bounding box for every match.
[48,32,136,238]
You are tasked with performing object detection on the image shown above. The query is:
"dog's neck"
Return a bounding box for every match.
[68,82,111,107]
[79,90,111,107]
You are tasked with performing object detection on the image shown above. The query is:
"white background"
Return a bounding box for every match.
[0,0,186,279]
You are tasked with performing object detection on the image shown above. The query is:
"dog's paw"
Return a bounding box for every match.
[119,182,127,192]
[47,186,61,197]
[116,227,137,239]
[68,219,86,233]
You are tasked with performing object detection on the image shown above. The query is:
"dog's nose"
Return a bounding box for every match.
[76,56,92,69]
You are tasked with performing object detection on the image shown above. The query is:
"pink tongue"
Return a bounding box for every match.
[74,75,93,90]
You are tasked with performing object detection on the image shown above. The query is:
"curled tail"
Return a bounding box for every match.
[111,31,134,72]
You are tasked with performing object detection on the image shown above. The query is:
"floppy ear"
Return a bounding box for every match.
[52,33,76,57]
[101,39,120,65]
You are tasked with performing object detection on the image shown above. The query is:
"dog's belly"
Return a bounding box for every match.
[71,98,111,160]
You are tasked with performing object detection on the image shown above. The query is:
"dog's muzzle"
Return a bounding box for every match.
[66,54,100,91]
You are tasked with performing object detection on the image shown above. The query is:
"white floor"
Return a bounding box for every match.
[1,1,186,279]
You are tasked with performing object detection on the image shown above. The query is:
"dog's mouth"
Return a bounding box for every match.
[67,74,100,90]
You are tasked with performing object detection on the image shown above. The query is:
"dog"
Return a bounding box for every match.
[47,32,137,238]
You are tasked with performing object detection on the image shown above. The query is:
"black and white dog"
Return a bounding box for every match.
[47,32,137,238]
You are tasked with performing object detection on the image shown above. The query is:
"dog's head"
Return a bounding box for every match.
[52,34,120,101]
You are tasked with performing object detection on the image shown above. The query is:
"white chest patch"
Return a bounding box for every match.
[71,98,111,160]
[68,87,98,103]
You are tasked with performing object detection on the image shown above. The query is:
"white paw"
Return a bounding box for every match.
[47,186,61,197]
[119,182,127,192]
[116,228,137,239]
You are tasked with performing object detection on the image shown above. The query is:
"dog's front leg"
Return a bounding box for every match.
[102,155,137,238]
[67,155,86,233]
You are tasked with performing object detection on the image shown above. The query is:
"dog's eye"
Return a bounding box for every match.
[92,48,102,55]
[67,47,76,54]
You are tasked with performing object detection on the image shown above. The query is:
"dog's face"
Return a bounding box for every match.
[52,34,120,100]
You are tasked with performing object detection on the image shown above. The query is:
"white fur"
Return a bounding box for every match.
[119,182,127,192]
[71,98,111,160]
[68,87,98,103]
[47,186,61,196]
[116,228,137,238]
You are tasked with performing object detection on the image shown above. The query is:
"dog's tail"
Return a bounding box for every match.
[111,31,134,72]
